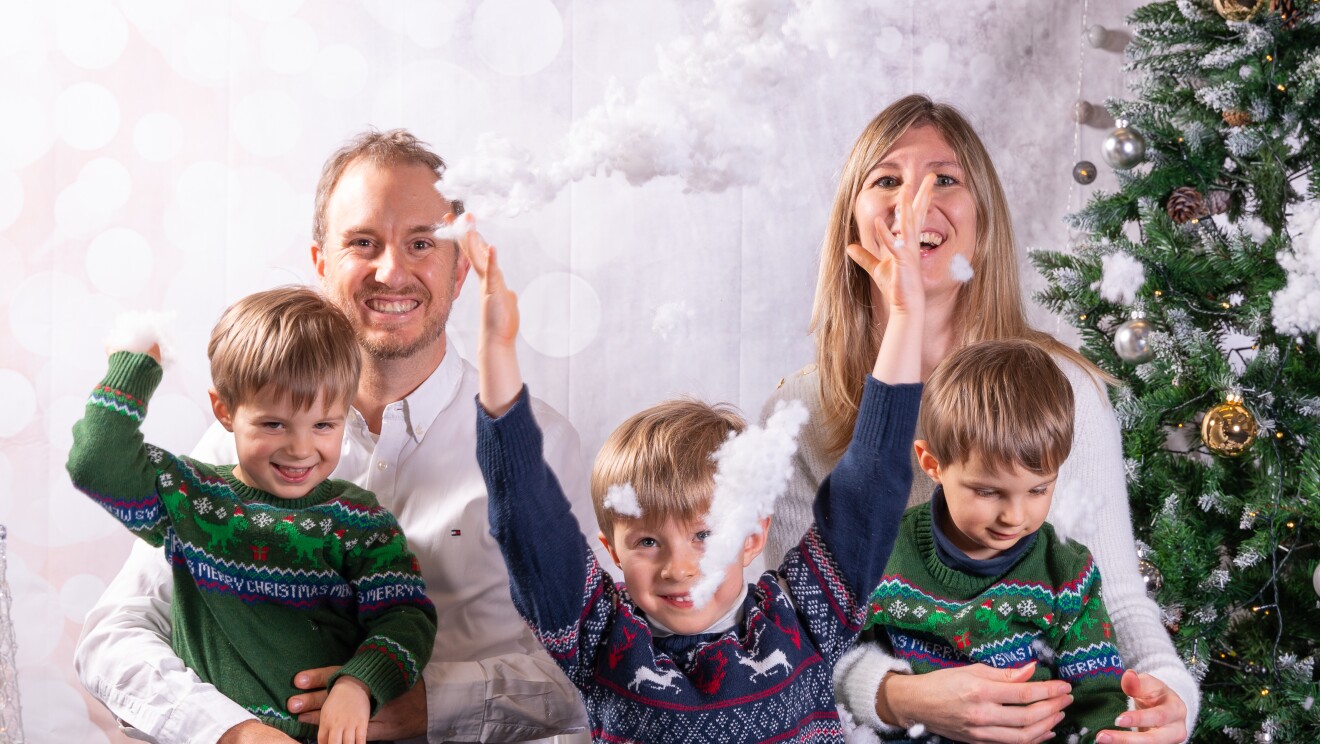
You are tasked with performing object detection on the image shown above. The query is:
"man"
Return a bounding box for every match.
[75,130,593,743]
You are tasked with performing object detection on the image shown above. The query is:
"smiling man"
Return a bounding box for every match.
[75,130,594,744]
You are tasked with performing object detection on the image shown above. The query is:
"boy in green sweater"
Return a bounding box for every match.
[858,340,1128,743]
[67,287,436,744]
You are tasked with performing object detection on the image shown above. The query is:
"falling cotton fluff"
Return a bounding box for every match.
[652,301,695,342]
[1093,251,1145,305]
[949,253,974,282]
[603,483,643,519]
[104,310,177,367]
[688,399,809,609]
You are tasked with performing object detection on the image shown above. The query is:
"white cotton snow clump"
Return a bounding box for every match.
[652,301,695,342]
[432,212,475,242]
[603,483,644,518]
[105,311,177,367]
[689,399,809,609]
[1093,252,1145,305]
[1045,480,1097,545]
[1272,199,1320,336]
[949,253,974,282]
[439,0,884,216]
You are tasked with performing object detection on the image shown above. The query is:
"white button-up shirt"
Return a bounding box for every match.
[75,340,596,743]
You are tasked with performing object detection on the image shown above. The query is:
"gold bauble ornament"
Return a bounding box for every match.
[1214,0,1267,20]
[1200,394,1258,457]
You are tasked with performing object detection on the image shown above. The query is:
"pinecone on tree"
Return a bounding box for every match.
[1223,109,1252,127]
[1166,187,1208,223]
[1272,0,1299,28]
[1207,189,1232,215]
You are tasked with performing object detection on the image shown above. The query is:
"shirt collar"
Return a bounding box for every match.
[347,336,465,442]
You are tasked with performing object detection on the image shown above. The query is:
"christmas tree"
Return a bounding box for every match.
[1032,0,1320,740]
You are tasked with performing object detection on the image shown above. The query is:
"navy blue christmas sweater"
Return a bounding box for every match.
[476,377,921,743]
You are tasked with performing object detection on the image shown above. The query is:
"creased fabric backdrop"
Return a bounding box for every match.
[0,1,1141,739]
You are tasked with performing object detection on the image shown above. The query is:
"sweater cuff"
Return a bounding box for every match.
[852,377,922,452]
[103,351,164,404]
[475,385,545,480]
[330,641,414,712]
[833,643,913,734]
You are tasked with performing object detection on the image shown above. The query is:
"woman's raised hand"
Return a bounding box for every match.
[846,171,935,316]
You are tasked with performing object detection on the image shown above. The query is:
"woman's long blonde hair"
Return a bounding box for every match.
[812,94,1107,458]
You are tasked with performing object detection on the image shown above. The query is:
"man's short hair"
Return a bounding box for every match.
[208,286,361,411]
[591,399,746,540]
[920,339,1075,475]
[312,129,448,247]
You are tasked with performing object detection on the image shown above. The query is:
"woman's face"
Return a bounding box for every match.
[853,124,977,303]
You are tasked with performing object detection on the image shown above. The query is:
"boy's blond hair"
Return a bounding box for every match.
[208,287,361,411]
[592,399,745,540]
[920,339,1074,475]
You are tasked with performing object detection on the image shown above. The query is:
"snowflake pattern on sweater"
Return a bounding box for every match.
[477,378,922,743]
[67,352,437,738]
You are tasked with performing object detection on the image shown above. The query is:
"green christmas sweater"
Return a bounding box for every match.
[67,352,437,737]
[864,496,1128,743]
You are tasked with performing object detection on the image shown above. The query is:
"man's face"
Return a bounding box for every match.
[313,160,468,362]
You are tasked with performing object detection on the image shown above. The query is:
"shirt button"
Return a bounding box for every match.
[377,461,388,471]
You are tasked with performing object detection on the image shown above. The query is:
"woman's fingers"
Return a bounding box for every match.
[845,243,880,276]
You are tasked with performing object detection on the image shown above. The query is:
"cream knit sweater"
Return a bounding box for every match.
[762,359,1198,738]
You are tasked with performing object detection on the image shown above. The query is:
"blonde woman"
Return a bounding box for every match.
[764,95,1195,744]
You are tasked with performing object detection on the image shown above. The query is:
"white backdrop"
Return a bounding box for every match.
[0,1,1142,740]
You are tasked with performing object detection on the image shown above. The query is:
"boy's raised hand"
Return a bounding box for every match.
[845,171,935,318]
[316,676,369,744]
[456,221,523,417]
[847,171,935,385]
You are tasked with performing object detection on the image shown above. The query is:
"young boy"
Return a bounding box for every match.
[857,339,1128,742]
[67,287,437,743]
[457,175,930,742]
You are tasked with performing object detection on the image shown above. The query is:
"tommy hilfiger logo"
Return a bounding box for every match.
[450,529,462,536]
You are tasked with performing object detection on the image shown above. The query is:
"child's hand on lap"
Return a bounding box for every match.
[316,675,370,744]
[457,222,524,417]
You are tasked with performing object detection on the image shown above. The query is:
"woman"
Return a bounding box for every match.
[764,95,1196,744]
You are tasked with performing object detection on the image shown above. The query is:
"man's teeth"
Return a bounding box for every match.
[368,299,419,313]
[919,232,945,247]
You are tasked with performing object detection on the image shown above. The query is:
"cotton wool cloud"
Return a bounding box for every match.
[439,0,886,217]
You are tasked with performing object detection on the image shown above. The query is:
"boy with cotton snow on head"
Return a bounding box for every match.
[461,174,937,743]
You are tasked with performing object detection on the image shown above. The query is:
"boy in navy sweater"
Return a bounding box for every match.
[461,177,934,742]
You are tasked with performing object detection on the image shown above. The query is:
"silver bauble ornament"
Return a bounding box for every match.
[1073,99,1094,124]
[1313,562,1319,598]
[1072,161,1097,185]
[1139,559,1163,597]
[1103,124,1147,169]
[1114,317,1155,364]
[1086,24,1110,48]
